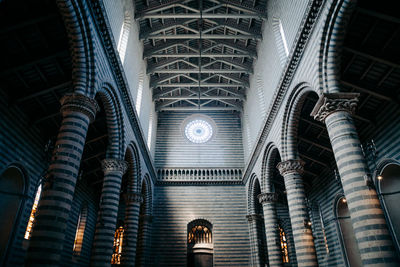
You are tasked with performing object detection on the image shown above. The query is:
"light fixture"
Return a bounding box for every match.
[377,175,383,180]
[304,219,312,229]
[342,198,347,203]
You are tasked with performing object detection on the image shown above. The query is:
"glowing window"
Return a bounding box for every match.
[73,205,88,255]
[184,119,213,144]
[188,225,212,244]
[111,226,124,264]
[24,184,42,240]
[279,226,289,263]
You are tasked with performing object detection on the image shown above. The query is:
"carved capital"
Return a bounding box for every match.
[60,93,99,123]
[258,192,279,204]
[246,214,262,222]
[124,192,143,203]
[277,160,305,176]
[101,159,128,175]
[310,93,359,122]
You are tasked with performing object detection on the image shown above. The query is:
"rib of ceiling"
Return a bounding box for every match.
[135,0,267,112]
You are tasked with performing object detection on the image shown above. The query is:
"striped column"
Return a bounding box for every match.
[246,214,263,267]
[91,159,127,266]
[26,94,98,266]
[277,160,318,266]
[136,215,152,267]
[120,192,143,266]
[258,192,283,267]
[312,93,399,266]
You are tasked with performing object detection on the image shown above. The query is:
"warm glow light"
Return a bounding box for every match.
[342,198,347,203]
[377,175,383,180]
[279,226,289,263]
[111,226,124,264]
[24,184,42,240]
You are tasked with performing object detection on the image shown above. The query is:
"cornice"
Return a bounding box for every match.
[89,0,156,183]
[242,0,324,184]
[156,180,244,186]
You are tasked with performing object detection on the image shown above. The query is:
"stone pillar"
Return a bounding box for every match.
[277,160,318,267]
[91,159,128,266]
[120,192,143,266]
[246,214,263,267]
[26,94,98,266]
[311,93,399,266]
[136,214,152,267]
[258,192,283,267]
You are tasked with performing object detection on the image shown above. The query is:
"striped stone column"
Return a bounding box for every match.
[120,192,143,266]
[91,159,128,266]
[258,192,283,267]
[136,215,152,267]
[246,214,263,267]
[277,160,318,266]
[26,94,98,266]
[312,93,399,266]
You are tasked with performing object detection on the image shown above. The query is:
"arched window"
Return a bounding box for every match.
[24,184,42,240]
[1,166,26,262]
[187,219,213,267]
[272,18,289,67]
[117,11,131,64]
[279,226,289,263]
[136,72,144,116]
[376,162,400,253]
[111,226,124,264]
[336,196,362,267]
[73,204,88,255]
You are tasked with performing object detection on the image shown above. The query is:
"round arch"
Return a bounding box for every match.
[124,142,141,193]
[319,0,357,93]
[260,143,282,193]
[95,83,126,160]
[247,174,262,215]
[281,83,318,161]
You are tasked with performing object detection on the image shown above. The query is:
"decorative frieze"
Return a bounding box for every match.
[258,192,279,204]
[101,159,128,175]
[157,168,243,183]
[277,160,305,176]
[311,93,359,122]
[60,93,99,122]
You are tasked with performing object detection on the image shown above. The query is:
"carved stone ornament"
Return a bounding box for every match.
[277,159,305,176]
[60,93,99,123]
[310,93,359,122]
[124,192,143,203]
[246,214,262,222]
[101,159,128,175]
[258,192,279,204]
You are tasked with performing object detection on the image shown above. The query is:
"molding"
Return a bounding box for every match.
[311,92,359,122]
[60,93,99,122]
[156,180,243,186]
[89,0,157,184]
[101,159,128,174]
[277,160,305,176]
[242,0,324,184]
[258,192,279,204]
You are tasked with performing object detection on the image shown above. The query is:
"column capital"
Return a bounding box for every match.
[277,159,305,176]
[101,159,128,175]
[246,214,262,222]
[311,92,359,122]
[258,192,279,204]
[124,192,143,203]
[60,93,99,122]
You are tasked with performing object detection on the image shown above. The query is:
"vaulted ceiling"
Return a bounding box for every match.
[134,0,267,112]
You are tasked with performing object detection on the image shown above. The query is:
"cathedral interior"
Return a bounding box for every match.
[1,0,400,266]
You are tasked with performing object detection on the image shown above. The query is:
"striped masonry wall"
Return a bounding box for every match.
[151,184,251,266]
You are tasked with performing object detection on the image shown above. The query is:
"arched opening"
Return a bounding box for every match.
[377,162,400,253]
[73,204,88,256]
[24,184,42,241]
[0,166,26,263]
[187,219,213,267]
[278,225,289,263]
[336,196,362,267]
[111,224,125,265]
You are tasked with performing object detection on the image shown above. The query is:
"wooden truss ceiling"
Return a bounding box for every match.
[135,0,267,112]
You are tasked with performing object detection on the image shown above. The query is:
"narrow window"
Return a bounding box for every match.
[147,109,153,150]
[272,18,289,67]
[24,184,42,240]
[111,226,124,264]
[117,11,131,63]
[73,205,88,255]
[279,226,289,263]
[187,219,213,267]
[136,73,144,116]
[256,75,267,118]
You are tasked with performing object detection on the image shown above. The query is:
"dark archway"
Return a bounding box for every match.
[377,162,400,254]
[335,196,362,267]
[187,219,213,267]
[0,165,26,264]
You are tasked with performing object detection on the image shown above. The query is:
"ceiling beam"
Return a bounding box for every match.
[146,53,254,58]
[151,69,251,74]
[155,95,245,100]
[143,40,189,58]
[134,0,188,18]
[343,46,400,68]
[14,81,72,103]
[146,33,260,40]
[139,13,265,19]
[214,0,267,17]
[340,80,394,102]
[157,106,241,111]
[154,83,248,88]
